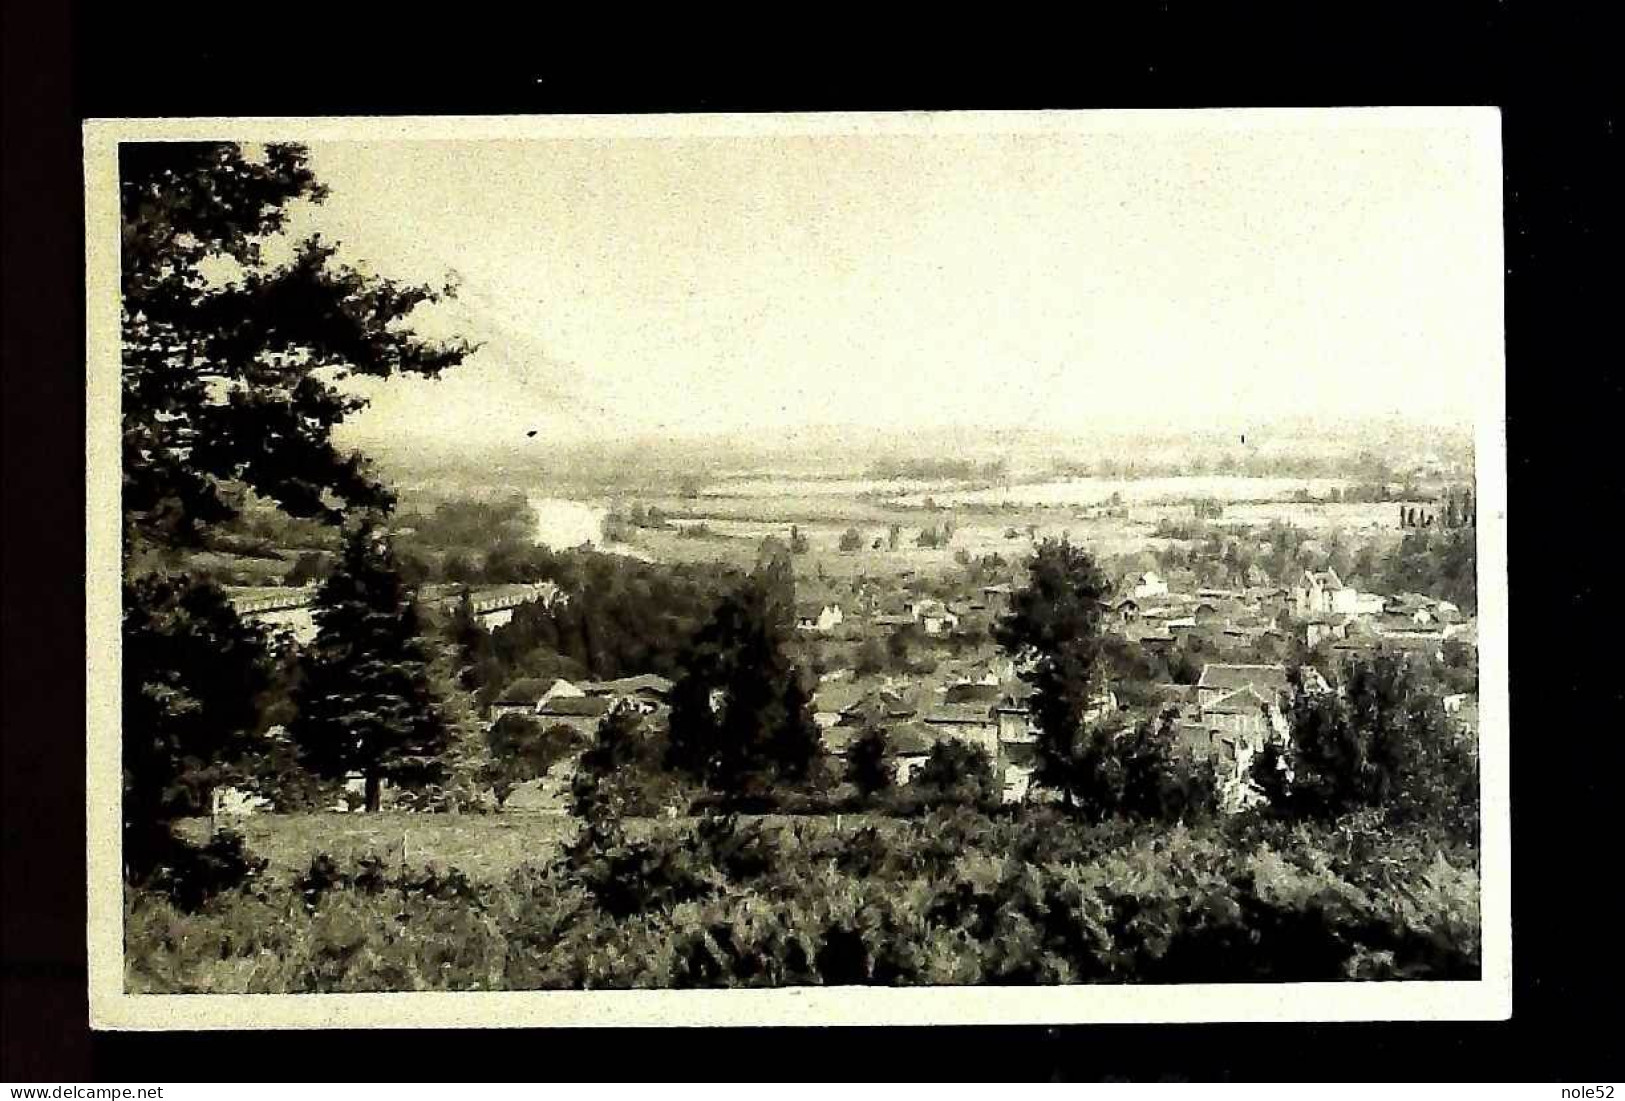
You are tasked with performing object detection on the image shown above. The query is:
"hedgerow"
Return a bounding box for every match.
[125,810,1477,992]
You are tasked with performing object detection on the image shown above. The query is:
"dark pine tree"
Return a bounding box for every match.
[446,589,493,693]
[667,551,821,799]
[992,538,1112,810]
[847,725,893,798]
[122,575,272,875]
[292,520,450,810]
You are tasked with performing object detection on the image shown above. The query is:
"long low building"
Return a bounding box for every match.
[227,579,564,641]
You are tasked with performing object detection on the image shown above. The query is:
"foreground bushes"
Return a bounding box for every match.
[125,810,1478,992]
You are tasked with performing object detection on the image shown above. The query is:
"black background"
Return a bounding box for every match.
[3,1,1619,1083]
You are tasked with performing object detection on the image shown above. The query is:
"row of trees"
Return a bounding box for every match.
[868,457,1008,481]
[1148,517,1478,613]
[1045,441,1471,483]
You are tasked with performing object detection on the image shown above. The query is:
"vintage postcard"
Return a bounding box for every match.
[85,108,1509,1028]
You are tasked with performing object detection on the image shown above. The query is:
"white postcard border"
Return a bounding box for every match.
[84,107,1510,1029]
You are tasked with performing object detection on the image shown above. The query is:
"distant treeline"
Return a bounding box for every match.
[868,457,1009,482]
[1047,446,1471,484]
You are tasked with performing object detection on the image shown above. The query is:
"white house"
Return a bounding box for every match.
[796,604,845,633]
[1352,592,1386,615]
[908,598,959,635]
[1293,569,1382,617]
[1132,572,1169,600]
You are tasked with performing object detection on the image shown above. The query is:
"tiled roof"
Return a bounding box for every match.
[581,674,674,698]
[943,682,1002,705]
[887,722,938,755]
[924,703,996,725]
[495,677,553,705]
[815,683,866,716]
[538,695,613,718]
[1157,683,1198,703]
[1001,681,1035,704]
[1197,663,1290,695]
[1203,684,1273,715]
[821,725,864,754]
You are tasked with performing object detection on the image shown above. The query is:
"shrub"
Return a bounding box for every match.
[484,715,584,805]
[563,818,719,919]
[1255,653,1479,844]
[125,810,1481,992]
[846,726,893,797]
[907,741,999,810]
[142,829,269,914]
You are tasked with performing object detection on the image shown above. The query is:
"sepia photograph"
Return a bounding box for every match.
[83,109,1509,1028]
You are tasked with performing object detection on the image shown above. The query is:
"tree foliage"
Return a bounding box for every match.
[120,141,473,553]
[1382,527,1478,614]
[119,142,475,860]
[291,522,450,809]
[477,553,740,700]
[993,538,1112,806]
[122,575,274,872]
[1252,653,1479,840]
[666,556,822,797]
[481,715,584,806]
[847,726,893,796]
[909,741,999,810]
[1114,712,1220,824]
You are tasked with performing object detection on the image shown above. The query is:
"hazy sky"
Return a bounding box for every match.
[281,115,1501,450]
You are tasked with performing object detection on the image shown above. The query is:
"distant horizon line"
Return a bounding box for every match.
[343,409,1475,458]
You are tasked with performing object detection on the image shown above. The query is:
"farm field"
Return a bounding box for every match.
[897,475,1354,509]
[615,518,1162,577]
[175,813,580,885]
[174,811,911,886]
[528,476,1415,562]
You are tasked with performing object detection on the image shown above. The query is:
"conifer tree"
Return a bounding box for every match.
[993,538,1112,809]
[292,520,449,810]
[847,725,893,797]
[667,554,821,798]
[122,575,273,874]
